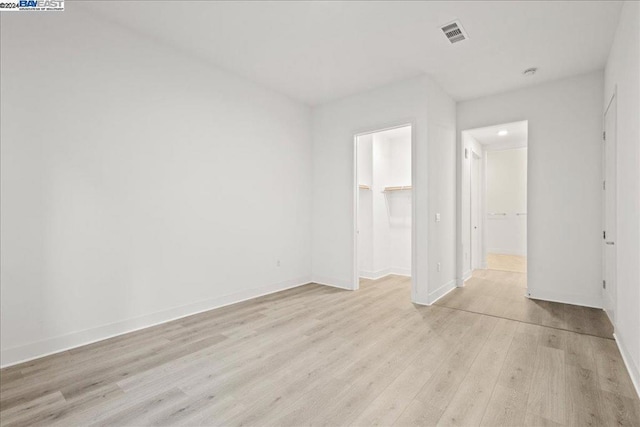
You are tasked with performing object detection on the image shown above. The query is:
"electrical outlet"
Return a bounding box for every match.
[435,213,441,222]
[277,260,281,267]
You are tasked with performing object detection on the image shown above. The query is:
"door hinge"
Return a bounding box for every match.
[603,280,606,289]
[603,230,606,240]
[603,131,606,141]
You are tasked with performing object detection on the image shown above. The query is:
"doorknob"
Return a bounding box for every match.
[605,241,615,245]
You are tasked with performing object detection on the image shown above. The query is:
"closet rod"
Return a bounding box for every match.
[382,185,412,192]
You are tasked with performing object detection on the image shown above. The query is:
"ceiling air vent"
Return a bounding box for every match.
[440,20,468,44]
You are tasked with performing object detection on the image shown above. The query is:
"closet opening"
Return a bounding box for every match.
[354,124,413,292]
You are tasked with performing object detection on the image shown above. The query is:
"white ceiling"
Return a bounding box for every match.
[465,120,528,151]
[78,1,622,106]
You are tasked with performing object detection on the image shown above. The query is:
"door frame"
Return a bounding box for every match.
[353,122,416,294]
[470,150,482,270]
[602,89,617,323]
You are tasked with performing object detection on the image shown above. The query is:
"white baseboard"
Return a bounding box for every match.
[359,267,411,280]
[359,268,391,280]
[427,279,456,305]
[456,270,472,286]
[0,276,311,368]
[613,332,640,400]
[390,267,411,277]
[526,288,602,309]
[311,275,354,290]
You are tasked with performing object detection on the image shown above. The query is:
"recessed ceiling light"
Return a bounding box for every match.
[498,130,508,136]
[523,67,538,76]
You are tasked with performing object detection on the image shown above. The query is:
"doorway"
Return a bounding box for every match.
[462,120,528,277]
[354,125,413,288]
[603,92,617,322]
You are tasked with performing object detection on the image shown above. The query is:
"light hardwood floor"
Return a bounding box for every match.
[1,272,638,426]
[487,253,527,273]
[437,269,614,338]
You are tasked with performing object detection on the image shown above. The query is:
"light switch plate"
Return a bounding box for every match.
[435,213,441,222]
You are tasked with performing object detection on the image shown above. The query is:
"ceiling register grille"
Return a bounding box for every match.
[441,20,468,44]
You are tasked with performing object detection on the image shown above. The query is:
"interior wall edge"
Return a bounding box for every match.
[0,275,312,368]
[425,279,457,306]
[457,270,473,286]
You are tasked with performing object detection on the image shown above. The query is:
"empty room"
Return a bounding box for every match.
[1,1,639,426]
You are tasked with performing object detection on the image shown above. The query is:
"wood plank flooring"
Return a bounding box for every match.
[436,269,614,338]
[1,271,638,426]
[487,253,527,273]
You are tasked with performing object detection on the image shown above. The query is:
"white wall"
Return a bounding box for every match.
[604,0,640,396]
[371,135,392,276]
[358,132,411,279]
[486,148,528,256]
[387,136,412,276]
[457,71,604,308]
[311,75,456,304]
[0,7,313,366]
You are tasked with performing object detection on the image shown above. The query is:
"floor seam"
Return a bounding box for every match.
[434,304,615,341]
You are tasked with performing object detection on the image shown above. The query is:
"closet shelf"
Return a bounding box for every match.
[358,184,371,190]
[383,186,412,192]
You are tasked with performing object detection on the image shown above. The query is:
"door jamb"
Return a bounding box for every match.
[602,88,617,323]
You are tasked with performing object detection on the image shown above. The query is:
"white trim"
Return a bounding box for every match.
[457,270,472,286]
[311,276,354,291]
[391,267,412,277]
[359,269,391,280]
[359,268,411,280]
[0,276,311,368]
[424,279,456,305]
[526,289,603,309]
[602,87,618,330]
[613,332,640,400]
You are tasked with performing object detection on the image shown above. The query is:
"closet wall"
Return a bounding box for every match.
[486,148,527,256]
[358,130,411,279]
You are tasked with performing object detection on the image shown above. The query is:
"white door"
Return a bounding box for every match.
[471,152,481,270]
[603,94,617,322]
